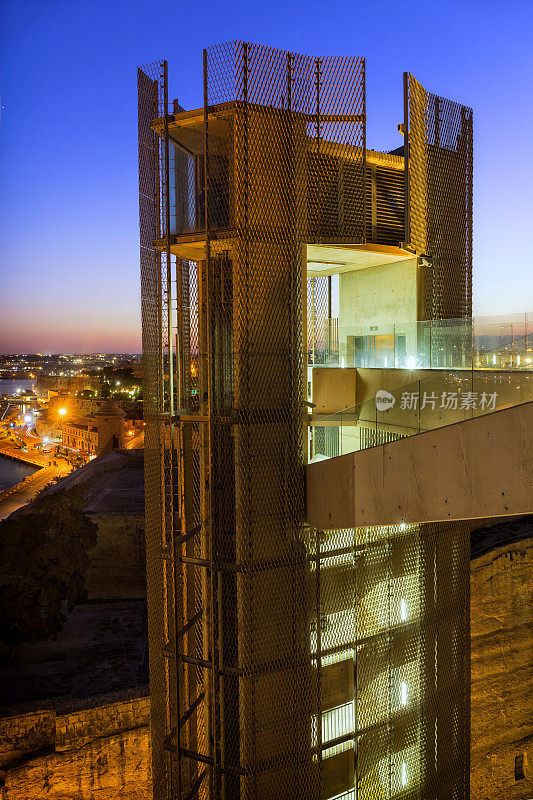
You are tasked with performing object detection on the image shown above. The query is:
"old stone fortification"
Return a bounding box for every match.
[35,375,99,398]
[0,696,151,799]
[1,531,530,798]
[470,535,533,799]
[0,451,147,710]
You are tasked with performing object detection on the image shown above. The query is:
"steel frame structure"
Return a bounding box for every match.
[138,43,471,800]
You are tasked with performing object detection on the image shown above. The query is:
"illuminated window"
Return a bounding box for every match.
[400,680,408,708]
[321,701,354,747]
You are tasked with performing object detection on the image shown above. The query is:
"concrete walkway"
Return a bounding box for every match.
[306,401,533,529]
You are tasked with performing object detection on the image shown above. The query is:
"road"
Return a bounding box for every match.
[0,432,72,520]
[125,429,144,449]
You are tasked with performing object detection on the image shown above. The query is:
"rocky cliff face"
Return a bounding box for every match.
[470,538,533,799]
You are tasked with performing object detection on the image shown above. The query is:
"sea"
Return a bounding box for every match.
[0,379,39,491]
[0,379,35,396]
[0,457,38,492]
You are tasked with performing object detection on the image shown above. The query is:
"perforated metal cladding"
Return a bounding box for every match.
[406,74,473,320]
[138,62,175,800]
[141,47,469,800]
[309,521,469,800]
[406,75,428,256]
[307,277,330,365]
[307,57,366,243]
[203,42,316,800]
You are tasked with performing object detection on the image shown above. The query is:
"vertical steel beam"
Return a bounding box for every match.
[403,71,410,248]
[362,58,367,245]
[315,57,321,242]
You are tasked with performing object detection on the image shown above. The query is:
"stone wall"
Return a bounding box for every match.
[0,711,55,770]
[2,537,531,799]
[470,538,533,799]
[0,697,151,799]
[35,376,99,399]
[85,514,146,600]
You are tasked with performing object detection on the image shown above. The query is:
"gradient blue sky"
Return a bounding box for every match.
[1,0,532,353]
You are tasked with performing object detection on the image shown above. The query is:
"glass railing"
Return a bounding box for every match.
[309,364,533,462]
[308,313,533,371]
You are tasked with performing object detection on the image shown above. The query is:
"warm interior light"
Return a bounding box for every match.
[400,681,408,708]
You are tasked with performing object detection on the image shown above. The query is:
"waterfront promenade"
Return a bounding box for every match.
[0,437,71,520]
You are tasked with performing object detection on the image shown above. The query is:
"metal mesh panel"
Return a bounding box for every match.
[150,41,365,800]
[180,260,199,405]
[205,42,314,800]
[405,74,473,320]
[308,521,469,800]
[307,276,330,365]
[307,56,366,243]
[139,60,187,800]
[138,61,174,800]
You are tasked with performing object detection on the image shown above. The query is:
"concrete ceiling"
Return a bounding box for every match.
[307,243,414,276]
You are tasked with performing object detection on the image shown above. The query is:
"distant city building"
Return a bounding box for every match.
[62,399,125,456]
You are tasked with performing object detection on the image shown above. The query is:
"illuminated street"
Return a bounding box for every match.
[0,433,72,519]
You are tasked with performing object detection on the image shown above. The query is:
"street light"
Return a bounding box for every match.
[58,407,67,417]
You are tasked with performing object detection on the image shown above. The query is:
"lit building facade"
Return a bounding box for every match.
[138,43,475,800]
[62,399,125,455]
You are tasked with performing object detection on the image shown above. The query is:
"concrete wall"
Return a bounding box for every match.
[0,696,151,799]
[311,368,358,415]
[338,258,419,362]
[85,514,146,600]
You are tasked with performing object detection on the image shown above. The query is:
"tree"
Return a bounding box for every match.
[0,487,98,647]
